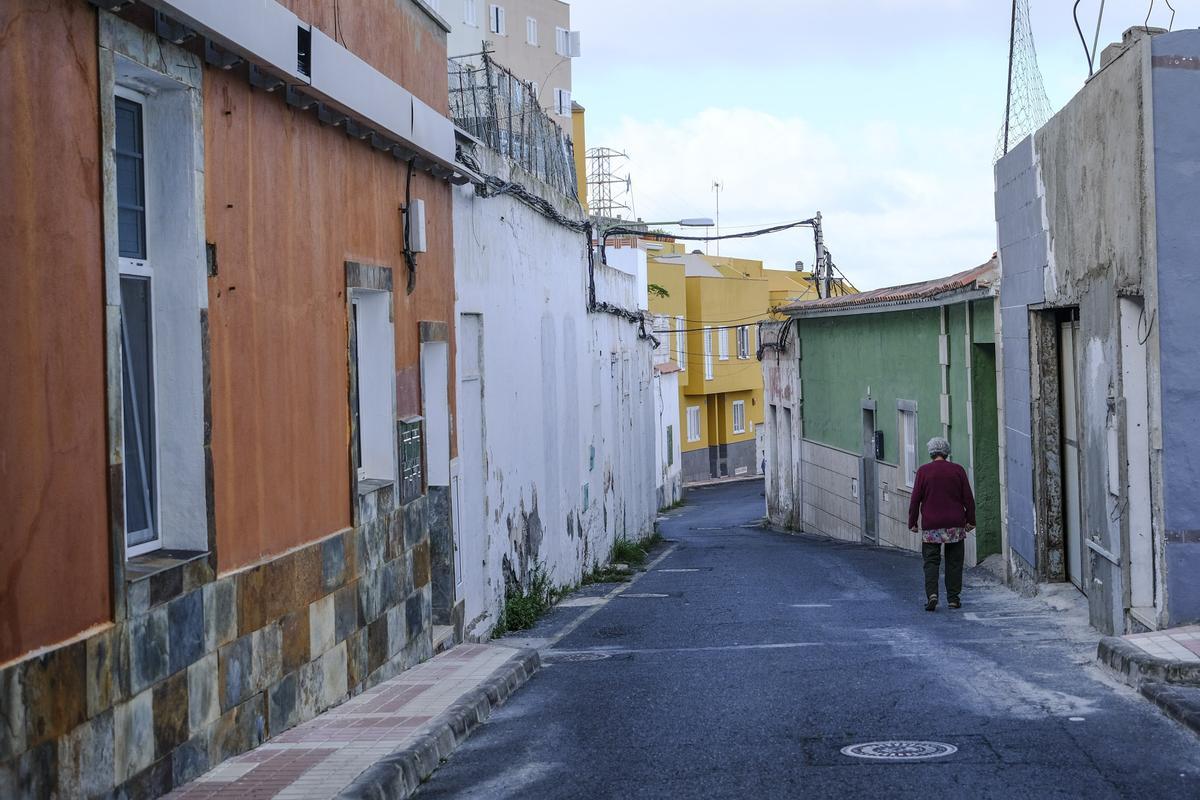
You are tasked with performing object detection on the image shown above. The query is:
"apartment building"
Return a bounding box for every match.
[643,244,770,482]
[446,0,580,122]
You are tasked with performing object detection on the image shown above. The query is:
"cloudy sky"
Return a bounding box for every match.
[571,1,1193,289]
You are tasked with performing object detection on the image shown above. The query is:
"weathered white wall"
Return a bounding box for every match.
[762,329,802,530]
[453,148,657,637]
[653,368,683,509]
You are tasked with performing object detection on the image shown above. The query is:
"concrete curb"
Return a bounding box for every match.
[336,648,541,800]
[1097,636,1200,689]
[1139,682,1200,738]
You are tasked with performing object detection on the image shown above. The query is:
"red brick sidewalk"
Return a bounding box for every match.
[167,644,522,799]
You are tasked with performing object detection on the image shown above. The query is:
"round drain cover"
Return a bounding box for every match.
[840,741,957,761]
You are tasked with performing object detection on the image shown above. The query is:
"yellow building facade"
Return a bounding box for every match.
[644,243,768,481]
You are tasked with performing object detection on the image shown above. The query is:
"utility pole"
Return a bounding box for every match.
[712,179,722,256]
[813,211,829,299]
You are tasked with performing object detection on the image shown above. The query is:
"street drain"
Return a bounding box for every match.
[620,593,670,598]
[840,741,957,761]
[544,652,611,663]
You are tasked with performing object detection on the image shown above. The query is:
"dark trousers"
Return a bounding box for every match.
[922,541,964,600]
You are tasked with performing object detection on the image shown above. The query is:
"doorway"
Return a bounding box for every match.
[860,405,878,544]
[1059,315,1085,593]
[1121,296,1158,616]
[457,313,488,625]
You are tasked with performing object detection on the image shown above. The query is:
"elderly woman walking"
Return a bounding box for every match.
[908,436,976,611]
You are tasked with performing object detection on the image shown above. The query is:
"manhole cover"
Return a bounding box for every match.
[544,652,611,663]
[840,741,957,761]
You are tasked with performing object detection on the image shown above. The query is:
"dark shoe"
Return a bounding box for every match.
[925,594,938,612]
[948,597,961,609]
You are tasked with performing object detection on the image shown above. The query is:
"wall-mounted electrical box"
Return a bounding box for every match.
[407,198,427,253]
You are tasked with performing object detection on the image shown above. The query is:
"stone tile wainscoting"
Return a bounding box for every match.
[0,487,435,798]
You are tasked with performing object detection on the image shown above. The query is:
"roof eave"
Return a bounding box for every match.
[784,285,995,319]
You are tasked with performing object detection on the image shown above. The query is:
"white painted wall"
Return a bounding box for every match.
[653,368,683,509]
[453,147,657,637]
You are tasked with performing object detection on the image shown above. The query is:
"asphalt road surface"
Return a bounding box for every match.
[416,479,1200,799]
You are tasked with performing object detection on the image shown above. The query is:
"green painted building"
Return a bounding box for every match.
[761,259,1001,564]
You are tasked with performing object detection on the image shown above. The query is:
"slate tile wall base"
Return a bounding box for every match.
[0,495,433,799]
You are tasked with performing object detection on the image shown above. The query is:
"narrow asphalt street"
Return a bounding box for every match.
[417,480,1200,799]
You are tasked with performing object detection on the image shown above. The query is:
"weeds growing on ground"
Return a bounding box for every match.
[492,564,579,638]
[493,525,671,636]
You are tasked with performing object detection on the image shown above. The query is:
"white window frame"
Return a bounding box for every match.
[464,0,478,27]
[115,85,162,558]
[899,403,918,488]
[717,327,729,361]
[555,26,569,55]
[732,400,746,435]
[489,4,506,35]
[736,326,750,359]
[686,406,701,442]
[526,16,538,46]
[351,290,399,485]
[554,87,571,116]
[676,316,685,370]
[703,327,714,380]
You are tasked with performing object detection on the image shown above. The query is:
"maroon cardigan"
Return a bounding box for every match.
[907,458,976,531]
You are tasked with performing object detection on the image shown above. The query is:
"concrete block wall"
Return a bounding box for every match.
[994,135,1045,574]
[800,440,861,543]
[0,490,434,798]
[876,462,921,554]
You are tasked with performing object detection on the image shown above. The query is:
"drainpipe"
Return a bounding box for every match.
[939,306,951,441]
[965,303,976,484]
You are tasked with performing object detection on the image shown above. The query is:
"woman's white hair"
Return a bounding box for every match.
[927,436,951,457]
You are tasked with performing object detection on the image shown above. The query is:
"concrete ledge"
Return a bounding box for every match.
[1140,682,1200,738]
[337,648,540,799]
[1097,636,1200,689]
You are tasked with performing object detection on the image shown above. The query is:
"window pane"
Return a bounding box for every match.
[115,97,147,259]
[121,275,156,546]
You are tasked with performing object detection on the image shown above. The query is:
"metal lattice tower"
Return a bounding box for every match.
[586,147,633,220]
[997,0,1054,160]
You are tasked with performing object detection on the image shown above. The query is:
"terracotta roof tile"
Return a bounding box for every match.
[784,256,997,315]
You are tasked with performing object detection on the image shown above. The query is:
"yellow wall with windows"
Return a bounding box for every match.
[683,275,768,396]
[646,250,771,455]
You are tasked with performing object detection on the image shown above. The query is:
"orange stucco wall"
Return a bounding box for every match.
[0,2,111,664]
[206,0,456,572]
